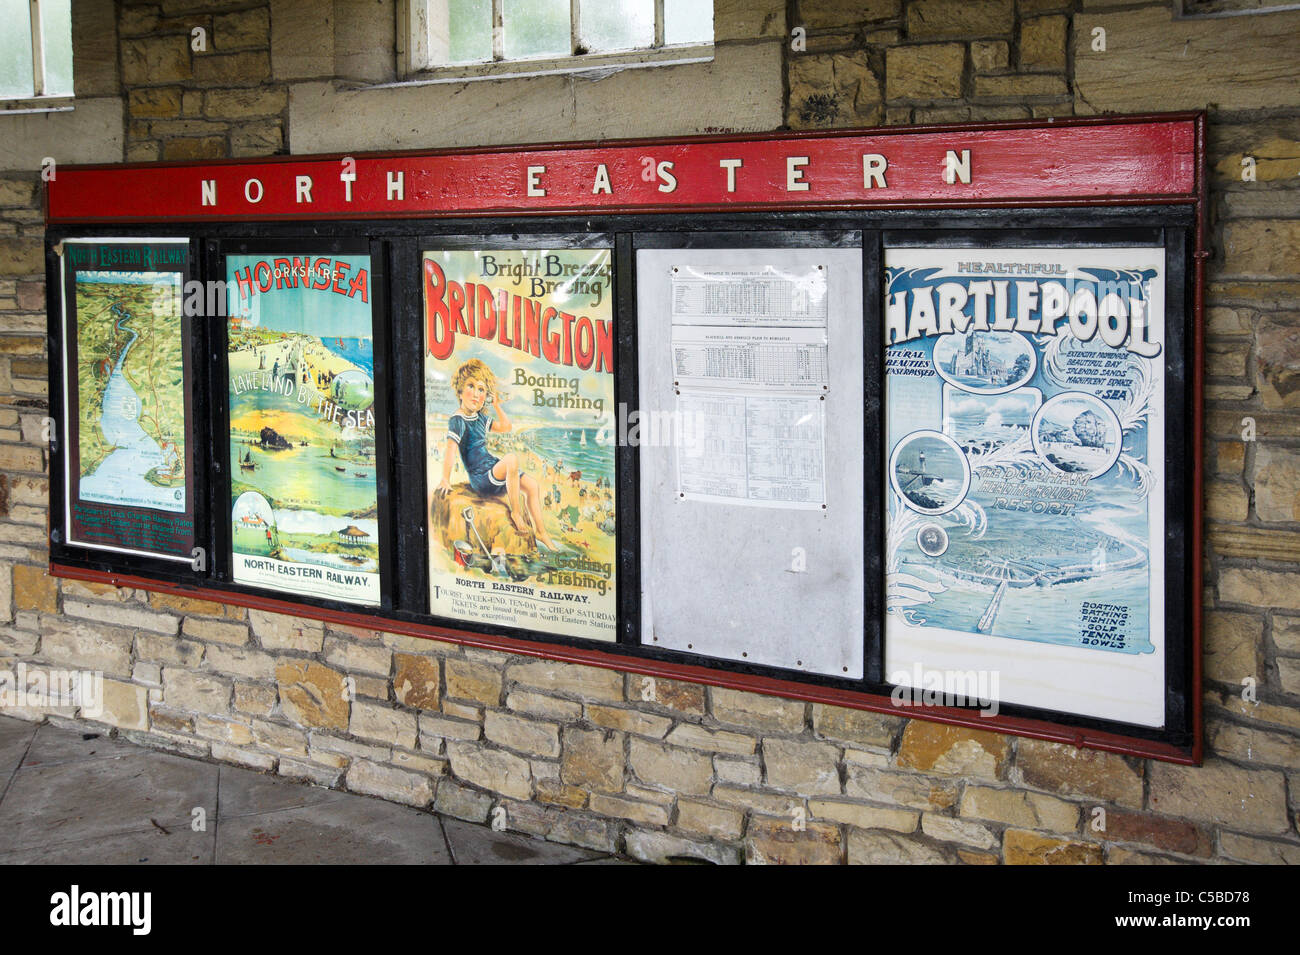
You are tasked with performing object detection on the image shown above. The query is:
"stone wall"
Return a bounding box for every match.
[0,0,1296,864]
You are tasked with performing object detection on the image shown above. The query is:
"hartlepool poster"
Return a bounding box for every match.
[424,249,616,642]
[227,253,380,606]
[883,247,1166,726]
[61,238,196,562]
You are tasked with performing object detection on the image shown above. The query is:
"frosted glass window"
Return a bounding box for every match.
[502,0,570,59]
[447,0,493,63]
[40,0,74,96]
[580,0,654,53]
[664,0,713,45]
[0,0,36,98]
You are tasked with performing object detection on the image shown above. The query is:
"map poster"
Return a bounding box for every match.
[883,247,1166,727]
[424,249,616,642]
[61,239,196,562]
[227,253,380,606]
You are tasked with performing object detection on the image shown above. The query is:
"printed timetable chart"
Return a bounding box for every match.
[670,265,828,327]
[668,262,830,510]
[676,392,827,508]
[671,327,829,391]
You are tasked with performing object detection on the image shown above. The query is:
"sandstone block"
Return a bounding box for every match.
[346,759,433,807]
[1148,759,1289,835]
[350,699,418,748]
[898,721,1010,778]
[847,829,949,864]
[1004,829,1102,864]
[561,726,624,793]
[908,0,1012,39]
[629,738,713,794]
[746,815,842,865]
[959,785,1080,831]
[1014,738,1143,808]
[885,44,965,101]
[763,737,841,794]
[484,710,561,757]
[676,799,745,840]
[393,653,441,709]
[446,741,532,799]
[249,609,323,651]
[445,659,503,706]
[275,661,348,729]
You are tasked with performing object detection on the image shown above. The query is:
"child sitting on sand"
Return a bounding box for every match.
[435,358,558,552]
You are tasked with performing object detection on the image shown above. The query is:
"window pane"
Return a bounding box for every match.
[664,0,713,45]
[0,0,35,98]
[503,0,570,60]
[441,0,492,63]
[40,0,74,95]
[580,0,653,53]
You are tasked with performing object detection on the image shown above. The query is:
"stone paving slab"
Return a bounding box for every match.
[0,751,220,853]
[0,717,36,782]
[21,722,141,768]
[215,796,453,864]
[0,715,631,865]
[0,824,216,864]
[441,817,605,865]
[216,763,352,818]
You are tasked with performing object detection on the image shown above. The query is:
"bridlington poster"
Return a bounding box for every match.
[883,247,1166,726]
[61,238,196,561]
[424,249,616,642]
[227,252,380,605]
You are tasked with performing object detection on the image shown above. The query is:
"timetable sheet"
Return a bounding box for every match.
[669,262,829,509]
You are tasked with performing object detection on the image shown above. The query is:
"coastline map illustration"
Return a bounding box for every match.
[885,249,1164,656]
[227,253,380,605]
[76,270,186,510]
[63,239,195,560]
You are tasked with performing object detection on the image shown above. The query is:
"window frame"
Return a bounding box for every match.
[399,0,714,82]
[0,0,74,113]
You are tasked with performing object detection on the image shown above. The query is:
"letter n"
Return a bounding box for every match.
[944,150,971,185]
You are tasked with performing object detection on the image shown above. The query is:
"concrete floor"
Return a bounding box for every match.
[0,714,626,864]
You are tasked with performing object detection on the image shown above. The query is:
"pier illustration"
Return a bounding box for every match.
[976,561,1012,633]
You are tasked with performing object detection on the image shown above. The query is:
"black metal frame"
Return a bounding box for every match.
[46,235,206,577]
[201,234,397,614]
[45,203,1198,754]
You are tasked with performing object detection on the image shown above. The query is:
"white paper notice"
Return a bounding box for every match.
[671,266,828,327]
[671,327,829,391]
[668,261,830,509]
[676,391,826,508]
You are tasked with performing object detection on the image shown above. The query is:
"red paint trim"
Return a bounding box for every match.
[46,115,1197,224]
[1190,113,1208,766]
[48,562,1195,764]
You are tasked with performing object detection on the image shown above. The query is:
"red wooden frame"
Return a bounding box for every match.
[45,112,1205,764]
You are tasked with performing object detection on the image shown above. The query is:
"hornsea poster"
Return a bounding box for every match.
[61,239,196,561]
[424,249,616,642]
[884,247,1166,726]
[227,253,380,605]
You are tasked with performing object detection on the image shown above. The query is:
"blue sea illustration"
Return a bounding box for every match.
[322,336,374,376]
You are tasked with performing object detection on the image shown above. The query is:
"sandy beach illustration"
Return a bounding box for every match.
[227,254,380,605]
